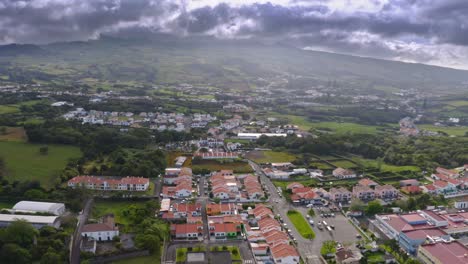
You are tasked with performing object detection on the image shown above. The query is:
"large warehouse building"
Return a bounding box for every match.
[12,201,66,216]
[0,214,61,229]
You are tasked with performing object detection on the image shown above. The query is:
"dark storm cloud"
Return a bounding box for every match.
[1,0,468,67]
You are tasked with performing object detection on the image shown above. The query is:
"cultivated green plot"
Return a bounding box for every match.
[287,210,315,239]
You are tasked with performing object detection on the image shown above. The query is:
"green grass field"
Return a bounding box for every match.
[287,210,315,239]
[419,125,468,137]
[192,159,253,173]
[310,161,334,170]
[330,160,358,168]
[0,201,15,210]
[246,150,298,164]
[272,179,317,189]
[313,122,388,134]
[445,100,468,107]
[0,141,81,189]
[351,157,420,172]
[91,200,142,228]
[0,105,20,115]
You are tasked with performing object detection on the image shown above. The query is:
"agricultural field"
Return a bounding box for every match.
[246,150,298,164]
[312,122,392,134]
[350,157,421,173]
[287,210,315,239]
[192,159,253,173]
[310,161,334,170]
[419,124,468,137]
[330,160,358,169]
[0,100,45,115]
[0,141,82,189]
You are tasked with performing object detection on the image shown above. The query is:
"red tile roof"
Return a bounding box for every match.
[270,244,299,259]
[420,241,468,264]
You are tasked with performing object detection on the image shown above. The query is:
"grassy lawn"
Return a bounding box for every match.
[351,157,420,172]
[446,100,468,107]
[419,124,468,137]
[287,210,315,239]
[246,150,298,164]
[192,159,253,173]
[176,248,188,262]
[366,252,385,264]
[0,141,81,189]
[272,179,317,189]
[330,160,358,168]
[0,105,20,115]
[91,200,141,231]
[111,253,160,264]
[310,161,334,170]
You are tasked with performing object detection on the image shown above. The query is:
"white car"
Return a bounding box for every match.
[306,204,314,208]
[309,220,314,225]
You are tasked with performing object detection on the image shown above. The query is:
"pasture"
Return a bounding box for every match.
[0,141,81,189]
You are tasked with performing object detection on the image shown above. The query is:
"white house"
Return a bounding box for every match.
[82,215,119,242]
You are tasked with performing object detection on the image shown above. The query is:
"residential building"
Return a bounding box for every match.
[400,179,420,187]
[270,243,300,264]
[206,203,238,216]
[358,178,378,188]
[194,152,239,160]
[375,185,399,199]
[82,215,119,242]
[329,187,352,203]
[353,185,376,201]
[333,168,357,179]
[171,223,203,239]
[68,176,149,191]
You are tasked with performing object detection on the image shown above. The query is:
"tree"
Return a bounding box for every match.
[350,199,366,212]
[232,248,239,255]
[2,220,38,248]
[320,241,336,256]
[0,243,32,264]
[39,145,49,155]
[40,249,62,264]
[0,126,6,135]
[365,201,384,216]
[135,234,161,253]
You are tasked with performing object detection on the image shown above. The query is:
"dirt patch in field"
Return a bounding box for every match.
[245,150,265,160]
[0,127,27,142]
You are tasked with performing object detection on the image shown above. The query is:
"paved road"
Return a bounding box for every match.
[70,198,93,264]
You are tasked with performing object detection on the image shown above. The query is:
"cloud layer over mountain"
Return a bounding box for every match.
[1,0,468,69]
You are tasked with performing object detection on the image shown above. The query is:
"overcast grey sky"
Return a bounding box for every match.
[1,0,468,69]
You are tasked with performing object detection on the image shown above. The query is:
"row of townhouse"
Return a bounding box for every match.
[161,167,193,199]
[422,167,468,197]
[286,183,323,205]
[161,200,202,220]
[246,204,300,264]
[210,171,264,202]
[353,178,399,200]
[208,214,244,240]
[68,176,150,191]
